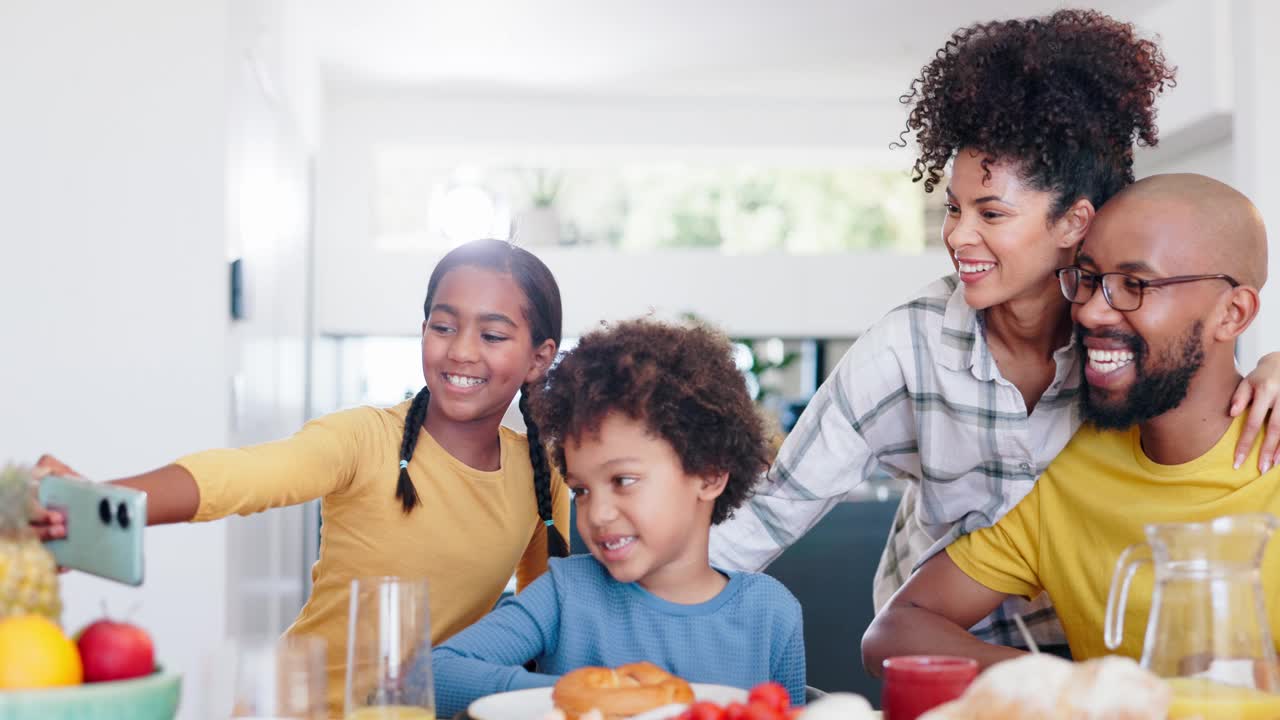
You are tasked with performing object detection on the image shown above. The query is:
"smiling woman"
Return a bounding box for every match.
[941,151,1088,313]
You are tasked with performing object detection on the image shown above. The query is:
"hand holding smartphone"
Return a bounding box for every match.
[38,475,146,586]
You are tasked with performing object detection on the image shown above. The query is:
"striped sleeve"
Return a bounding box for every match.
[710,314,914,572]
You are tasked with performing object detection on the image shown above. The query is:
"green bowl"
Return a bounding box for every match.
[0,670,180,720]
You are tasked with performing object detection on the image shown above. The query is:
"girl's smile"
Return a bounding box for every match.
[442,372,487,390]
[421,266,553,433]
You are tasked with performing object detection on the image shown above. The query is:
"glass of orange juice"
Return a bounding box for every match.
[345,577,434,720]
[1167,675,1280,720]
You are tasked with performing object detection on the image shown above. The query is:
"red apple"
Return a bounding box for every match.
[76,619,155,682]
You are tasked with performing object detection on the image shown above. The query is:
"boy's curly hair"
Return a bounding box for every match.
[532,319,769,525]
[900,9,1176,218]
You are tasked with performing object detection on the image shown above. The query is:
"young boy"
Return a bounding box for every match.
[424,319,806,717]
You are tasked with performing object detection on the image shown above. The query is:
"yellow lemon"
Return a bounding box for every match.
[0,614,83,689]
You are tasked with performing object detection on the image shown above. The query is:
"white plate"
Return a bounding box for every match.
[468,683,748,720]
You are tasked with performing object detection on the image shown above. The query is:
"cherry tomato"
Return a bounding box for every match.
[723,702,749,720]
[744,701,780,720]
[748,682,790,713]
[690,701,726,720]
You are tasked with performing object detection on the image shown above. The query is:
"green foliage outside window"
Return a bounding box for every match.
[375,158,930,253]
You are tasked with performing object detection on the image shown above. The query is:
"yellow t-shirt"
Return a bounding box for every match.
[177,400,570,716]
[947,414,1280,661]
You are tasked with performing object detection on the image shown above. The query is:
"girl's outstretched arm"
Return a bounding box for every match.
[31,455,199,539]
[31,405,372,539]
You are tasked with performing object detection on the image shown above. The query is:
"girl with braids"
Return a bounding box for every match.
[710,8,1280,657]
[32,238,570,716]
[418,319,805,718]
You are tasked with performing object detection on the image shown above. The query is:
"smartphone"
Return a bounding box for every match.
[38,475,146,586]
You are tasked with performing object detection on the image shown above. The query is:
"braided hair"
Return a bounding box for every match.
[395,239,569,558]
[520,384,568,557]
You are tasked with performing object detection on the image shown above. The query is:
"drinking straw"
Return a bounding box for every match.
[1012,614,1040,654]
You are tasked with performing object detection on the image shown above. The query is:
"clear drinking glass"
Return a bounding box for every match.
[203,635,327,719]
[345,577,435,720]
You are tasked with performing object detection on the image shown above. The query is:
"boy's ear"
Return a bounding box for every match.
[698,472,730,502]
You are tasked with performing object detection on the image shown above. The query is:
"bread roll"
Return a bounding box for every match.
[918,655,1169,720]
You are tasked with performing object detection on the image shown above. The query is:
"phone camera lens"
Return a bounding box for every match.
[99,498,112,524]
[116,502,131,528]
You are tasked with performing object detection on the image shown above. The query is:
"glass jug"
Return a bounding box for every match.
[1105,514,1280,719]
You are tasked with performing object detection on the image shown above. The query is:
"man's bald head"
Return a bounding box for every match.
[1103,173,1268,288]
[1074,173,1267,431]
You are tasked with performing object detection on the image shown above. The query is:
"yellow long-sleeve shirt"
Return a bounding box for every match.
[177,400,570,716]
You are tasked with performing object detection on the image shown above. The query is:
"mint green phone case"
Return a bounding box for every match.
[38,475,146,586]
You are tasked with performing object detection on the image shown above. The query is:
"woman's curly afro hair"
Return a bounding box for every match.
[531,318,769,525]
[900,9,1177,218]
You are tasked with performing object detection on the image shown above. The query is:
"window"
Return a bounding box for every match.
[374,152,940,253]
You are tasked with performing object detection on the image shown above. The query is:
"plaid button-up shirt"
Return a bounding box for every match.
[709,275,1083,649]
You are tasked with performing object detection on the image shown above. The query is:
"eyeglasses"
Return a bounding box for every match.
[1055,267,1240,312]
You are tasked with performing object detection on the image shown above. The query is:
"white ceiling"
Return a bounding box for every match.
[303,0,1165,101]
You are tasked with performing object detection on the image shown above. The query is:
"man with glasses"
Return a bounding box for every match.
[862,173,1278,669]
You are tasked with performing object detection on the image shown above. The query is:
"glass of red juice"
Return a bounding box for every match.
[882,655,979,720]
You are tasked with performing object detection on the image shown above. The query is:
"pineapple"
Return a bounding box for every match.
[0,464,61,624]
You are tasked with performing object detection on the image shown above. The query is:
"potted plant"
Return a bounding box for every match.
[514,169,564,247]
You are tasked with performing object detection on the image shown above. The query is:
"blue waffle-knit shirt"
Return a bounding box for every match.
[422,555,806,717]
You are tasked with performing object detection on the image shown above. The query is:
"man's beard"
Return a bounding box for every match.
[1078,320,1205,430]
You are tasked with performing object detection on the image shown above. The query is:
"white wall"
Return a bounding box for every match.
[1135,136,1234,182]
[1231,0,1280,370]
[1132,0,1234,138]
[222,0,319,640]
[0,1,230,717]
[1127,0,1280,369]
[316,246,950,340]
[326,86,907,155]
[1129,0,1236,183]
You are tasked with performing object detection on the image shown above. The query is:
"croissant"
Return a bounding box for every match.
[552,662,694,720]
